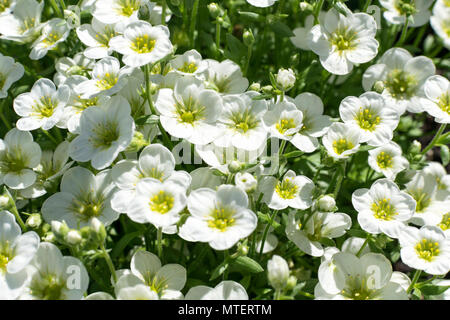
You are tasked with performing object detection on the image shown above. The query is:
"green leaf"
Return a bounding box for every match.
[257,211,280,229]
[347,229,367,238]
[232,256,264,274]
[135,114,159,126]
[238,11,262,22]
[111,231,143,259]
[416,284,450,296]
[318,238,336,247]
[436,131,450,146]
[224,34,246,65]
[440,145,450,166]
[269,20,294,37]
[209,260,229,281]
[284,151,304,159]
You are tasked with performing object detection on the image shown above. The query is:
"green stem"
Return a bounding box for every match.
[223,250,230,280]
[259,210,277,259]
[0,101,12,130]
[59,0,66,10]
[47,0,63,17]
[314,0,324,24]
[407,270,422,294]
[215,20,221,58]
[396,18,409,46]
[10,205,27,232]
[157,227,163,259]
[421,124,447,156]
[278,139,287,158]
[333,161,347,198]
[363,0,372,11]
[356,237,369,257]
[100,244,117,284]
[274,289,281,300]
[161,0,167,25]
[413,25,427,47]
[189,0,200,48]
[42,129,58,144]
[243,44,252,77]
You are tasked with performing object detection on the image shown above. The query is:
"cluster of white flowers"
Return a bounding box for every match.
[0,0,449,301]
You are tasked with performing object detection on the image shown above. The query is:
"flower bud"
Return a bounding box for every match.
[26,213,42,229]
[208,3,222,19]
[42,232,56,243]
[235,172,257,193]
[373,80,385,94]
[409,140,422,155]
[51,221,69,239]
[286,275,298,291]
[0,195,10,208]
[261,85,274,94]
[267,255,290,290]
[125,131,149,153]
[228,160,243,174]
[67,230,83,245]
[248,82,261,92]
[317,195,336,212]
[64,5,81,29]
[237,243,249,256]
[243,29,255,47]
[276,68,296,91]
[90,218,107,243]
[299,2,314,12]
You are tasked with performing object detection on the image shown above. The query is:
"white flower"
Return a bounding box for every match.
[421,75,450,124]
[168,49,208,78]
[308,9,379,75]
[214,92,267,151]
[423,161,450,199]
[75,56,132,99]
[20,242,89,300]
[316,195,336,212]
[111,143,191,214]
[405,171,448,226]
[322,122,361,159]
[368,142,409,180]
[399,226,450,275]
[53,53,94,86]
[127,178,187,228]
[363,48,436,114]
[235,172,257,193]
[20,140,73,199]
[342,237,371,256]
[93,0,148,26]
[290,13,326,50]
[179,185,257,250]
[379,0,432,27]
[13,78,70,131]
[267,255,290,290]
[41,166,120,228]
[286,210,351,257]
[109,21,173,67]
[246,0,277,7]
[155,77,223,145]
[203,59,249,94]
[0,53,24,99]
[263,100,304,144]
[185,280,248,300]
[339,92,399,146]
[30,18,70,60]
[276,68,295,91]
[0,210,40,300]
[117,72,149,117]
[115,250,186,300]
[286,93,331,153]
[424,199,450,237]
[0,128,41,190]
[352,179,416,238]
[430,8,450,50]
[76,18,119,59]
[315,252,409,300]
[0,0,43,43]
[69,95,135,170]
[259,170,314,211]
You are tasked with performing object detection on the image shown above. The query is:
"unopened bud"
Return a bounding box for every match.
[66,230,82,245]
[0,195,10,208]
[409,140,422,155]
[243,29,255,47]
[299,2,314,12]
[42,232,56,243]
[261,85,274,94]
[276,68,296,91]
[286,275,298,291]
[51,221,69,239]
[317,195,336,212]
[126,131,149,153]
[208,3,222,19]
[248,82,261,92]
[91,218,107,243]
[228,161,243,174]
[26,214,42,229]
[238,243,249,256]
[373,81,385,94]
[235,172,257,193]
[267,255,290,290]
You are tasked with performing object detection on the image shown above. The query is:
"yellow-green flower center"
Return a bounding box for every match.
[415,239,440,262]
[207,206,236,232]
[372,198,397,220]
[90,122,120,149]
[0,146,28,173]
[333,138,354,155]
[408,189,431,213]
[150,190,174,214]
[0,0,11,13]
[75,95,98,112]
[376,151,393,169]
[95,27,118,47]
[117,0,140,17]
[229,109,259,133]
[33,96,57,118]
[276,118,296,135]
[96,72,118,90]
[395,0,417,16]
[355,107,380,131]
[385,69,418,100]
[439,213,450,231]
[330,27,357,52]
[178,62,198,73]
[341,275,379,300]
[176,98,205,124]
[437,92,450,115]
[275,177,298,199]
[42,32,62,47]
[29,273,66,300]
[0,242,12,273]
[19,17,36,34]
[131,35,156,54]
[72,195,104,221]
